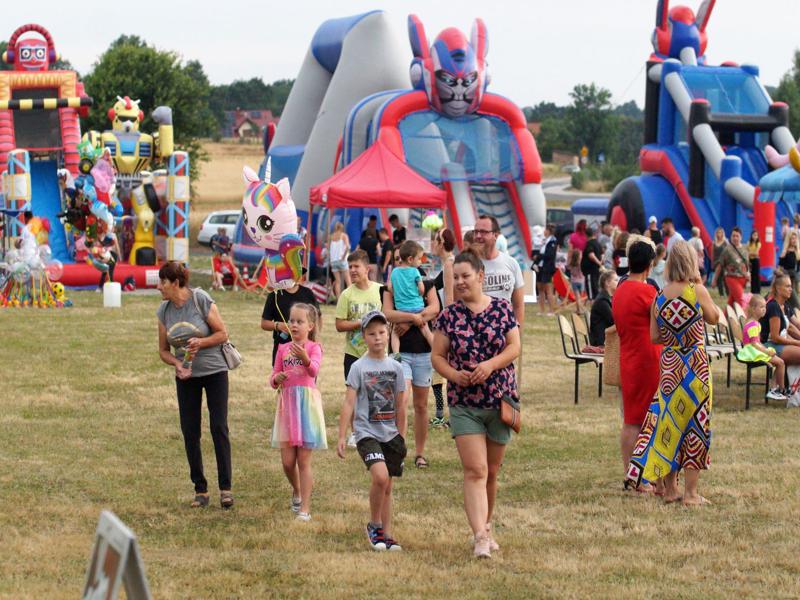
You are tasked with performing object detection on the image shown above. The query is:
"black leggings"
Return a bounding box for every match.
[175,370,231,493]
[432,383,445,419]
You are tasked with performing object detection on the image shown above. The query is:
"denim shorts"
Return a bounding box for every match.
[331,260,348,272]
[399,352,432,387]
[765,341,785,357]
[571,281,585,293]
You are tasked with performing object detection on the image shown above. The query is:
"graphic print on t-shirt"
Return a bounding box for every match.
[364,370,398,422]
[484,271,514,296]
[347,300,381,349]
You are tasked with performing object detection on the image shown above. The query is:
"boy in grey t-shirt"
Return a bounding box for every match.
[338,311,407,552]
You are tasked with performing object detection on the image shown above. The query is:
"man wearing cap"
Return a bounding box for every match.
[647,216,663,245]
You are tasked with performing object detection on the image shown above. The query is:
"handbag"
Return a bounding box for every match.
[603,325,620,387]
[500,394,521,434]
[191,289,242,370]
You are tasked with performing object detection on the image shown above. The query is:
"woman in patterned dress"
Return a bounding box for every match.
[431,249,521,559]
[627,241,720,506]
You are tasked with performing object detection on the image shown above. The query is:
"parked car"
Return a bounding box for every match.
[197,210,240,246]
[561,164,581,174]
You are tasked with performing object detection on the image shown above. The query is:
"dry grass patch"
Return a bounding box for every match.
[2,291,800,598]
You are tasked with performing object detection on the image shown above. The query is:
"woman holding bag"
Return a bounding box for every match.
[156,261,234,509]
[432,249,521,560]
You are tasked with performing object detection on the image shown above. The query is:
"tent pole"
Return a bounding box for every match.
[305,206,313,278]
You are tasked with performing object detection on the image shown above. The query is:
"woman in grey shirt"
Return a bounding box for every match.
[156,261,233,509]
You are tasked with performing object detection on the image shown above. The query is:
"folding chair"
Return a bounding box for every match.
[557,314,603,404]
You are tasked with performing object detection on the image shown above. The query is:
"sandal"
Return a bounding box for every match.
[414,455,429,469]
[190,493,209,508]
[220,490,234,510]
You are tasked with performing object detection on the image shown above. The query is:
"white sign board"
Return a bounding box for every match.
[83,511,151,600]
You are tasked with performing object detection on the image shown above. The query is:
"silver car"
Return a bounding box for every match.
[197,210,240,246]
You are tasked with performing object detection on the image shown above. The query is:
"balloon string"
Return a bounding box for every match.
[275,290,294,343]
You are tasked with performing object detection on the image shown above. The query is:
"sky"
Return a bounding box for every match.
[4,0,799,109]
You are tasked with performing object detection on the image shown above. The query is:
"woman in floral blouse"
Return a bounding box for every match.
[431,249,521,560]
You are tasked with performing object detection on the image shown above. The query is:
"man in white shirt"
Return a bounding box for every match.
[473,215,525,324]
[662,217,684,253]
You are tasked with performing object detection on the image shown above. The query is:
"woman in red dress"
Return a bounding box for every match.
[611,238,660,488]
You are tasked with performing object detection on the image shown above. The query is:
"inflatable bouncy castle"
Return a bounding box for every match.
[607,0,798,279]
[234,11,544,268]
[0,24,189,289]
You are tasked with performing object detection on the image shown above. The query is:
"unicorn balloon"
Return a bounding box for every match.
[241,165,305,290]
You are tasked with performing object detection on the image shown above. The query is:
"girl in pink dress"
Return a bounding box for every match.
[270,303,327,521]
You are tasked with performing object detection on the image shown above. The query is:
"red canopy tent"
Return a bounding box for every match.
[307,139,447,271]
[308,138,447,210]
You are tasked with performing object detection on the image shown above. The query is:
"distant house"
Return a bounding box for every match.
[222,109,280,140]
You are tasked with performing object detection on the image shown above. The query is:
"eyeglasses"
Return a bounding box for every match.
[473,229,496,236]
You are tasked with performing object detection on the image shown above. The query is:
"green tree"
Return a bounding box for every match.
[774,50,800,138]
[209,77,294,132]
[82,35,216,180]
[567,83,614,161]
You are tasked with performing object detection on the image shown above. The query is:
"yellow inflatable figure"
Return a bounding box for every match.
[99,96,174,265]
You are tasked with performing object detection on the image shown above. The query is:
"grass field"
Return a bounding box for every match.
[2,281,800,599]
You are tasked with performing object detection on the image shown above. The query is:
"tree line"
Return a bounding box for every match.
[5,33,800,183]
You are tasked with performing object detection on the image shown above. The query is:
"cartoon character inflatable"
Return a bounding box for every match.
[241,165,304,290]
[408,15,488,118]
[650,0,715,64]
[2,23,59,71]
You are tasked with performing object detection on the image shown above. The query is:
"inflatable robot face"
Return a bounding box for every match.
[651,0,715,63]
[15,38,49,71]
[108,96,144,133]
[408,15,489,118]
[3,25,58,72]
[241,166,297,251]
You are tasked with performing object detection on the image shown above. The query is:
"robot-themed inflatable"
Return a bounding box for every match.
[607,0,798,279]
[234,11,544,268]
[0,23,189,289]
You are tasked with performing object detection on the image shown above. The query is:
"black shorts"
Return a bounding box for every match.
[344,353,359,381]
[356,435,407,477]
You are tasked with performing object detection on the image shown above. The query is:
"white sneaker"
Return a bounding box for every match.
[485,524,500,551]
[767,387,788,401]
[347,432,357,448]
[295,512,311,522]
[473,534,491,559]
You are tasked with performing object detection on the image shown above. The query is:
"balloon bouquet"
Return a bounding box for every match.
[58,140,123,274]
[240,162,305,325]
[0,216,71,307]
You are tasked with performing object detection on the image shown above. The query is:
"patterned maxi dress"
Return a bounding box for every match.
[626,283,711,486]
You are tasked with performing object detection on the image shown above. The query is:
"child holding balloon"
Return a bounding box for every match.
[270,303,327,521]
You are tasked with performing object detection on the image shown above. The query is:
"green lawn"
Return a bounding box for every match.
[1,285,799,599]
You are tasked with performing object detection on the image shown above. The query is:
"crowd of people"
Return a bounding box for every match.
[159,209,800,555]
[157,213,523,559]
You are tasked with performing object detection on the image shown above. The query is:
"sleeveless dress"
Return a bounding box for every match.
[626,283,711,486]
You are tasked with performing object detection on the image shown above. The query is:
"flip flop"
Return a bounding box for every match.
[414,455,429,469]
[663,496,683,504]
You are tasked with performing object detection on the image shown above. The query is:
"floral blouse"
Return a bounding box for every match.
[433,297,519,410]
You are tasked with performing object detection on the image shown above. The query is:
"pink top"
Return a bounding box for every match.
[742,320,761,345]
[569,231,587,252]
[270,340,322,388]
